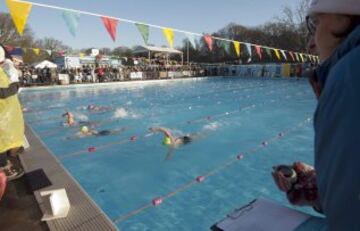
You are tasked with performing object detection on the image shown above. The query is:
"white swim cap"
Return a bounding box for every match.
[307,0,360,16]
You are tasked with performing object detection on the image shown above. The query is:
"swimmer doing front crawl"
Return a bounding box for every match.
[149,127,210,160]
[66,126,126,140]
[62,111,95,127]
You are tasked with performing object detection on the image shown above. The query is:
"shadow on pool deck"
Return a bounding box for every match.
[0,177,48,231]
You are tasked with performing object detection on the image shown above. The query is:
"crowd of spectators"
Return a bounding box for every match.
[17,63,206,86]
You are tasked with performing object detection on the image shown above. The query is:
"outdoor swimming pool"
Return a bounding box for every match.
[20,77,324,230]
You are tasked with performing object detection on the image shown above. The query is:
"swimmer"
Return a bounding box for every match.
[87,104,112,112]
[67,126,126,139]
[62,112,75,126]
[149,127,205,160]
[149,127,194,148]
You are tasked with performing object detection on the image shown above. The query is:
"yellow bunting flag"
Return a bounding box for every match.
[6,0,32,36]
[299,53,305,62]
[79,53,85,58]
[163,28,174,48]
[274,49,281,60]
[233,41,241,57]
[32,48,40,55]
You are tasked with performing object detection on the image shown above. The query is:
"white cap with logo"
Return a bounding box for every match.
[307,0,360,16]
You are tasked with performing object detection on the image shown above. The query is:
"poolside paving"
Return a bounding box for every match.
[0,125,119,231]
[0,177,48,231]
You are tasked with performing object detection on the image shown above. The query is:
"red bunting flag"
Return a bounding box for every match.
[289,51,295,61]
[101,16,119,42]
[255,45,262,60]
[203,34,213,51]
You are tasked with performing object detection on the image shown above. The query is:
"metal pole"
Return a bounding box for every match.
[187,40,189,65]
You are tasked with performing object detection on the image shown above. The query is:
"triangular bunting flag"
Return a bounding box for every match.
[163,28,174,48]
[6,0,32,36]
[280,50,287,60]
[245,43,252,62]
[101,16,119,42]
[265,48,272,58]
[46,50,52,56]
[299,53,305,62]
[274,49,281,60]
[289,51,295,61]
[186,33,197,48]
[255,45,262,60]
[233,41,241,57]
[294,52,300,62]
[32,48,40,55]
[62,10,81,37]
[79,52,85,58]
[135,23,149,45]
[203,34,213,51]
[216,40,230,54]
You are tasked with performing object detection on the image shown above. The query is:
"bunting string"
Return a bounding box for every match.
[7,0,318,62]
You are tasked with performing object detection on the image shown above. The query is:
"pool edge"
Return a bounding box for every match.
[21,124,119,231]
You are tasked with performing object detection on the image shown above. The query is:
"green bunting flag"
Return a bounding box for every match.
[216,40,230,54]
[62,10,81,37]
[135,23,150,45]
[265,48,272,58]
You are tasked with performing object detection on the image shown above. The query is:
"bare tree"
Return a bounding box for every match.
[35,37,69,51]
[0,13,34,47]
[275,0,310,50]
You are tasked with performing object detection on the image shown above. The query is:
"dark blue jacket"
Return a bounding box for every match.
[314,25,360,230]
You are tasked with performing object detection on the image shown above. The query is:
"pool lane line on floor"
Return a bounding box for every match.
[112,117,312,224]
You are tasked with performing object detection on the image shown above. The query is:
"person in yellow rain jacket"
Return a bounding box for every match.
[0,45,25,182]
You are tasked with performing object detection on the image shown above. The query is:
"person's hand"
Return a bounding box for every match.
[0,170,7,201]
[286,162,320,208]
[272,167,294,192]
[272,162,322,210]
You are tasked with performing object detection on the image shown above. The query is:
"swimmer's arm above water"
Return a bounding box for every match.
[149,127,176,144]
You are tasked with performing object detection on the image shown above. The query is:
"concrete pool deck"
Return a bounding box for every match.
[9,124,119,231]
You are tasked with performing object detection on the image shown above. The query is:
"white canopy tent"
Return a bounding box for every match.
[33,60,58,69]
[132,45,184,66]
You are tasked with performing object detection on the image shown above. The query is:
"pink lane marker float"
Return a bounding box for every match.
[152,197,163,206]
[196,176,205,183]
[88,147,97,152]
[130,136,138,141]
[237,154,244,160]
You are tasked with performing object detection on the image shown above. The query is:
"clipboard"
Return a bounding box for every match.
[211,198,311,231]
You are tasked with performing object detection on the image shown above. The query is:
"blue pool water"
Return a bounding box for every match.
[20,77,324,230]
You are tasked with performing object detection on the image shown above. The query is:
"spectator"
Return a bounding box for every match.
[0,45,25,182]
[273,0,360,229]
